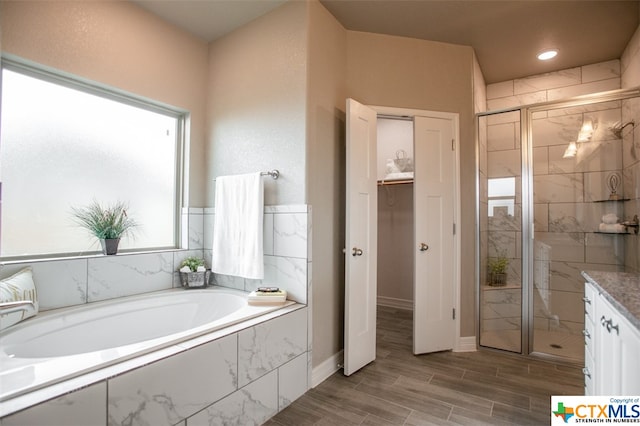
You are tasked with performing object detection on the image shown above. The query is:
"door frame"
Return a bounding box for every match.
[372,105,463,350]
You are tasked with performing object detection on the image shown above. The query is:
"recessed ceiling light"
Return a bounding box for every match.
[537,49,558,61]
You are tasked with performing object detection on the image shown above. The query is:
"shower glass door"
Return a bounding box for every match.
[530,99,626,362]
[478,110,523,353]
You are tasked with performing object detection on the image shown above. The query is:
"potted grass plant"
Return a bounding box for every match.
[71,200,137,255]
[487,251,509,287]
[178,256,209,288]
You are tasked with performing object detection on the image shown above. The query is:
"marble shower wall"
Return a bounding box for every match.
[622,96,640,272]
[482,60,637,340]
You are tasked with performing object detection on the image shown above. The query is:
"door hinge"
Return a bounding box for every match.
[452,308,456,320]
[451,139,455,151]
[453,223,456,235]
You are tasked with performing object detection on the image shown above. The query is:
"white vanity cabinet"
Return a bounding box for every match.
[584,281,640,395]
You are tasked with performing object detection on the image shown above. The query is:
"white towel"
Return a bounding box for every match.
[211,172,264,279]
[598,223,626,233]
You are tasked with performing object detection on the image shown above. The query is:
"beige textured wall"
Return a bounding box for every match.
[0,0,209,206]
[346,32,477,337]
[206,1,307,206]
[306,0,347,367]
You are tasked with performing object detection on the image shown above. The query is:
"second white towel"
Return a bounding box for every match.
[211,172,264,279]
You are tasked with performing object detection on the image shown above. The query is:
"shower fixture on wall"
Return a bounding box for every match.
[611,120,636,139]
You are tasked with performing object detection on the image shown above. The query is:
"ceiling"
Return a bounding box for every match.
[132,0,639,84]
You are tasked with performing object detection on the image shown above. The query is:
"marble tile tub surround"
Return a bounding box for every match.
[0,204,311,312]
[582,270,640,331]
[2,306,309,425]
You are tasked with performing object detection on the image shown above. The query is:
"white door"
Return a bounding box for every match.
[413,115,456,354]
[344,98,378,376]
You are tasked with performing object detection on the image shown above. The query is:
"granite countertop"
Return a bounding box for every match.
[582,270,640,331]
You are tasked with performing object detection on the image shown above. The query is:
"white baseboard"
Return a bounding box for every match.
[377,296,413,311]
[454,336,477,352]
[311,350,343,388]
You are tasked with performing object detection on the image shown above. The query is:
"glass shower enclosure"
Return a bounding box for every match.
[477,88,640,362]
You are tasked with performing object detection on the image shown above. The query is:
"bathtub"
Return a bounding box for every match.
[0,287,295,407]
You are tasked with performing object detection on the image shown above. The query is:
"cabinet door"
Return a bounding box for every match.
[596,296,640,394]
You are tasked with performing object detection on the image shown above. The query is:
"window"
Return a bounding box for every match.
[0,59,184,258]
[488,177,516,217]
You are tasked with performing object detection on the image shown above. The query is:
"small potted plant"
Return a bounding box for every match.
[179,256,210,288]
[71,200,137,255]
[487,251,509,286]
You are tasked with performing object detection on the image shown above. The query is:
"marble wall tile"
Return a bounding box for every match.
[533,147,548,175]
[621,27,640,86]
[2,383,107,426]
[585,233,625,265]
[274,213,308,259]
[514,67,581,95]
[621,97,640,169]
[245,256,307,304]
[488,122,519,151]
[535,232,585,262]
[204,209,214,250]
[550,261,620,293]
[1,259,88,310]
[548,139,622,174]
[188,370,278,426]
[481,288,521,319]
[547,78,620,102]
[278,352,308,410]
[623,161,640,200]
[87,252,173,302]
[486,110,520,126]
[213,273,245,291]
[549,290,584,323]
[481,317,521,332]
[487,231,517,258]
[487,90,547,111]
[534,203,549,232]
[548,202,621,233]
[264,213,275,256]
[487,149,521,178]
[584,171,624,202]
[108,334,238,426]
[534,174,584,203]
[238,308,307,388]
[532,114,582,147]
[486,81,513,99]
[624,234,640,273]
[488,203,521,232]
[581,60,620,83]
[188,209,204,250]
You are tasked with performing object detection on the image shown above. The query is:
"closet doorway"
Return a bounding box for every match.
[344,99,461,375]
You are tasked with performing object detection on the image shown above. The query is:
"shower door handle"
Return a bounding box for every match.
[419,243,429,252]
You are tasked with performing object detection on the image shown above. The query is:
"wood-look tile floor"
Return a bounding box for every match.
[267,306,584,425]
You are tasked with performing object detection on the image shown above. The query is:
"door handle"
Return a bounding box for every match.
[352,247,363,257]
[419,243,429,252]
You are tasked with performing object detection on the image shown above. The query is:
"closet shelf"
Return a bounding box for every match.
[377,179,413,186]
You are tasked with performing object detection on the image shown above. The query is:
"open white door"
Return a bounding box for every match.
[344,98,378,376]
[413,115,456,355]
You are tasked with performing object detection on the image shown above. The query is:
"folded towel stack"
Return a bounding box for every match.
[598,223,627,233]
[248,287,287,305]
[602,213,619,224]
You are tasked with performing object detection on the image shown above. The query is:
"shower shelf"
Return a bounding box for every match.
[482,284,521,290]
[593,198,630,203]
